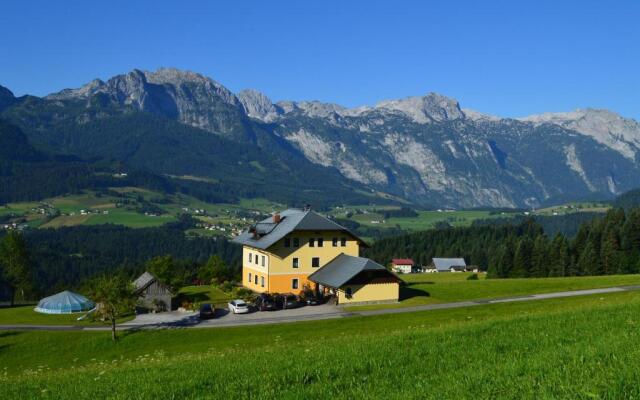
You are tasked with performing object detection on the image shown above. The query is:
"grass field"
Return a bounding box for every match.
[177,285,234,307]
[0,305,133,326]
[0,190,275,233]
[347,272,640,311]
[1,291,640,398]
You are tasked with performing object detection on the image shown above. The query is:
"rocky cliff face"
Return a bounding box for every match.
[47,68,249,138]
[7,68,640,208]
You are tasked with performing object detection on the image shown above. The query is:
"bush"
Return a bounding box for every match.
[219,281,236,293]
[467,273,479,281]
[232,287,254,302]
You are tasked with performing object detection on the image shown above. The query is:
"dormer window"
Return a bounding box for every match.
[284,237,291,247]
[293,238,300,247]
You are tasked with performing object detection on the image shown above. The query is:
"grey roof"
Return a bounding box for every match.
[133,271,157,291]
[308,254,394,288]
[433,258,467,271]
[232,209,366,250]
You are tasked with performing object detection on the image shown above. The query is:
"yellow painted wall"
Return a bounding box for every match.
[336,282,399,304]
[242,230,362,293]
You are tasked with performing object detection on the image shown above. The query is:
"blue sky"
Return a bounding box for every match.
[1,1,639,118]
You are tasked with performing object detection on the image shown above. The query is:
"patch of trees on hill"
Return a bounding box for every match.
[0,216,241,299]
[366,208,640,278]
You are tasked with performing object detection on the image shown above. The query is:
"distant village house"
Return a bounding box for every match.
[391,258,415,274]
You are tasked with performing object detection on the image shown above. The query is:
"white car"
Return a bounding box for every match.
[228,299,250,314]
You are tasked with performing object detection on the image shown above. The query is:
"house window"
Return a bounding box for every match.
[340,237,347,247]
[309,238,315,247]
[345,287,353,298]
[332,237,338,247]
[292,258,299,268]
[293,238,300,247]
[248,253,252,263]
[255,275,258,285]
[317,238,324,247]
[261,276,265,287]
[284,237,291,247]
[255,254,259,265]
[248,272,252,282]
[312,257,320,268]
[292,279,299,290]
[261,255,265,267]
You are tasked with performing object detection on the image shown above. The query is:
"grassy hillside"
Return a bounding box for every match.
[1,189,283,235]
[1,291,640,398]
[348,272,640,310]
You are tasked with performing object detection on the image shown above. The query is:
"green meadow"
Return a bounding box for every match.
[347,272,640,310]
[1,291,640,398]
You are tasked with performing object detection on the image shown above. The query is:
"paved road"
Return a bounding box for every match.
[2,285,639,331]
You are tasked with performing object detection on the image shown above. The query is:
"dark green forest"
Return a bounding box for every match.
[0,216,241,300]
[366,208,640,278]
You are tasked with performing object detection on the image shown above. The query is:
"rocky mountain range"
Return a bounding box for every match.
[2,67,639,208]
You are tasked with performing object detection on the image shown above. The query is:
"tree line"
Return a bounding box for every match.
[366,208,640,278]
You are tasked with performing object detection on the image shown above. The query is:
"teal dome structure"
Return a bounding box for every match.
[34,290,95,314]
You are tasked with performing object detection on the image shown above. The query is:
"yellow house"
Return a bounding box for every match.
[308,254,401,305]
[232,208,400,303]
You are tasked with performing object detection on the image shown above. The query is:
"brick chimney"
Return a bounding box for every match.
[273,213,281,223]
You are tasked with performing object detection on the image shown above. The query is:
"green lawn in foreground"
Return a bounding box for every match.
[346,272,640,311]
[1,291,640,398]
[0,305,133,326]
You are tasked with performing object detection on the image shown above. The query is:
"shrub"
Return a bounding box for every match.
[467,273,479,280]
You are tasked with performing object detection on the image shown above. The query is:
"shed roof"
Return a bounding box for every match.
[432,258,467,271]
[133,271,157,291]
[308,254,399,288]
[232,209,366,250]
[392,258,414,265]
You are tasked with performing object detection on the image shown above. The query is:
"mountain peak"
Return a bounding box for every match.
[375,92,464,123]
[237,89,280,122]
[0,84,17,112]
[520,108,640,160]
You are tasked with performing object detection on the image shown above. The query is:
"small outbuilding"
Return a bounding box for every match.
[133,271,173,312]
[308,254,401,305]
[391,258,415,274]
[432,258,467,272]
[34,290,95,314]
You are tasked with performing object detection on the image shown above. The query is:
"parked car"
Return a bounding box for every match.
[254,293,277,311]
[228,299,250,314]
[278,293,301,309]
[301,290,323,306]
[199,303,216,319]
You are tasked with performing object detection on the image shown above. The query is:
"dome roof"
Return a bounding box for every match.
[34,290,95,314]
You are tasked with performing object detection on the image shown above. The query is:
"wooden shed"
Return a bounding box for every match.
[133,271,173,312]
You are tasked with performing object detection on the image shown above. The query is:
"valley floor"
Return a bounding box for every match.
[2,291,640,398]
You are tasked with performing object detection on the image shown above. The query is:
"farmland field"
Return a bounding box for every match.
[1,291,640,398]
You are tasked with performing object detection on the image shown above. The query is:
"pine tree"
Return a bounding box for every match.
[601,229,622,274]
[531,235,549,277]
[0,231,33,307]
[512,237,533,278]
[578,241,602,276]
